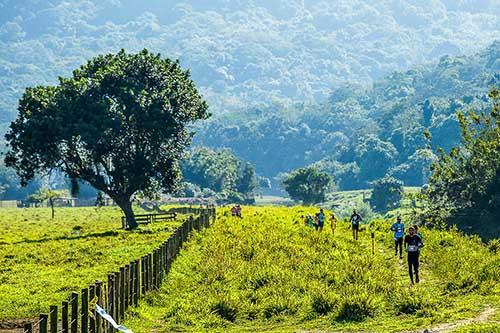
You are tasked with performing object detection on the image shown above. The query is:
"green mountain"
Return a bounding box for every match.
[1,0,499,121]
[196,42,500,190]
[0,1,499,193]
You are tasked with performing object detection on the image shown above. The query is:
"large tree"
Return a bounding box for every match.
[425,88,499,239]
[282,167,332,205]
[369,177,404,212]
[5,49,209,228]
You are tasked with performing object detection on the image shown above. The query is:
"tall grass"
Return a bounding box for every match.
[125,207,499,332]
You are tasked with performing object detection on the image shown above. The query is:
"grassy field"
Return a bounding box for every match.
[124,206,500,332]
[0,206,182,322]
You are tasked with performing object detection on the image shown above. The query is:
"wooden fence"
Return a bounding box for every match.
[22,207,216,333]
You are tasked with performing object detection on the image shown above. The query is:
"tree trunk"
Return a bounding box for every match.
[116,198,138,230]
[49,198,55,219]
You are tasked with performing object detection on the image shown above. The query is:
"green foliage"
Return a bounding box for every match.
[0,206,182,320]
[336,288,378,322]
[370,177,404,212]
[197,43,499,192]
[0,162,41,200]
[5,49,209,228]
[0,4,499,196]
[181,147,257,203]
[425,87,500,239]
[27,188,67,204]
[1,1,498,119]
[282,167,332,205]
[354,135,398,184]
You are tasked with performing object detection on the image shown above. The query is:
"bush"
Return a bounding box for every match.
[263,297,297,319]
[391,288,436,316]
[370,177,404,212]
[488,239,500,254]
[211,299,238,322]
[336,292,377,322]
[311,293,337,316]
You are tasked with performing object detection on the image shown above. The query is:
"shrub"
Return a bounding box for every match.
[336,292,377,322]
[488,239,500,254]
[391,288,436,316]
[211,299,238,322]
[311,293,337,316]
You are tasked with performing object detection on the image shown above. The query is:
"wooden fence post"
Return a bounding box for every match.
[39,314,48,333]
[129,263,134,306]
[95,281,102,333]
[82,288,89,333]
[113,272,120,325]
[123,266,129,312]
[157,248,162,285]
[134,259,140,306]
[148,253,153,291]
[70,292,78,333]
[107,274,114,333]
[117,269,124,322]
[141,256,146,295]
[62,301,69,333]
[49,305,57,333]
[152,251,157,289]
[158,247,162,283]
[89,285,96,333]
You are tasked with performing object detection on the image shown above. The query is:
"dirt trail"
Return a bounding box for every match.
[297,307,498,333]
[402,306,498,333]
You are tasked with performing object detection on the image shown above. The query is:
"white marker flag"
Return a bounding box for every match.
[95,305,133,333]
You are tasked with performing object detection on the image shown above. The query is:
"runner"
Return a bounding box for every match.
[316,208,325,232]
[404,226,424,284]
[303,214,314,227]
[391,216,405,259]
[414,224,423,240]
[350,209,362,240]
[330,212,337,236]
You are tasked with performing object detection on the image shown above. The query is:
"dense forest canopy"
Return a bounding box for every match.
[1,0,499,124]
[0,0,499,197]
[197,43,500,190]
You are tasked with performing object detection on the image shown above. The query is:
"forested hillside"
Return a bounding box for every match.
[197,43,500,190]
[1,0,499,123]
[1,0,499,196]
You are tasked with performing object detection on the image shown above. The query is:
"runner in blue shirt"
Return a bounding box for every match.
[316,208,325,232]
[391,216,405,259]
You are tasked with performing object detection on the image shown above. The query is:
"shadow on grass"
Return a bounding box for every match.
[0,230,120,245]
[1,223,181,245]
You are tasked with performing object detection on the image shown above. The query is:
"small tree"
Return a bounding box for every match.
[369,177,404,212]
[5,49,209,229]
[282,167,332,205]
[28,188,68,218]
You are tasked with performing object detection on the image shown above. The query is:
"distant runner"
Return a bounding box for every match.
[316,208,325,232]
[413,224,423,240]
[391,216,405,259]
[404,226,424,284]
[330,212,337,236]
[304,214,315,227]
[350,209,362,240]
